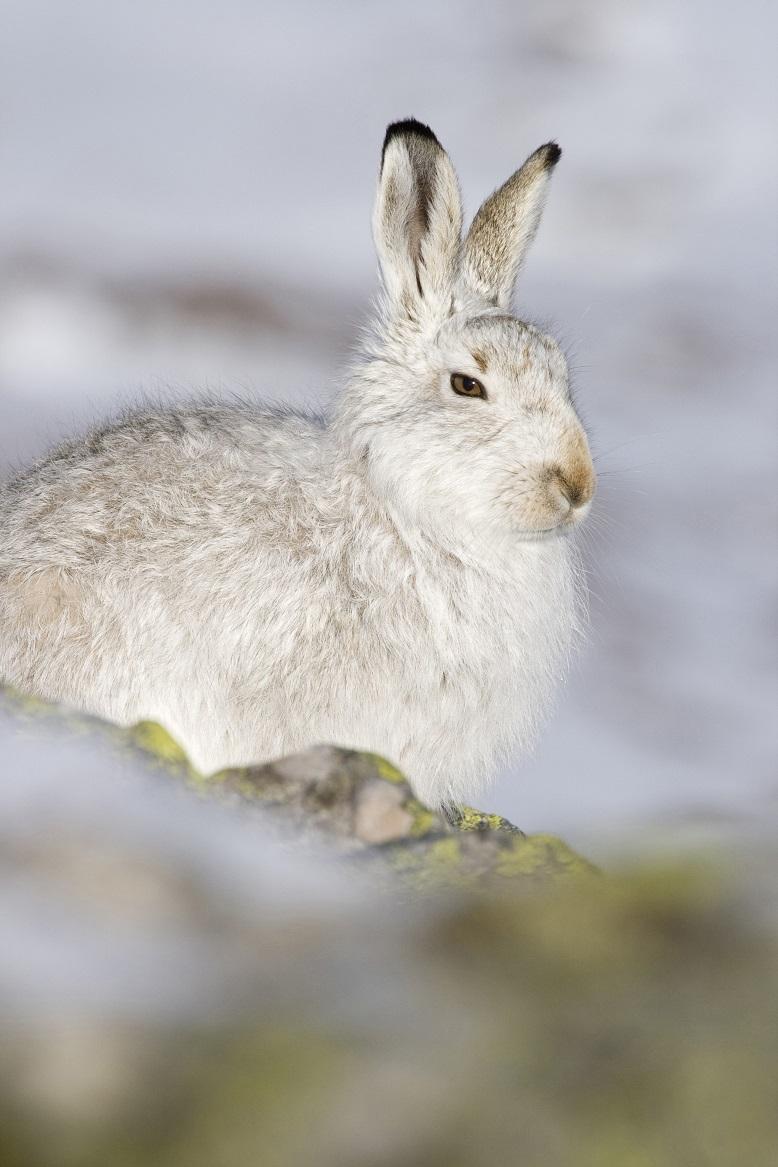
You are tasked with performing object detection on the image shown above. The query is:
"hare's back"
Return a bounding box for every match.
[0,403,324,572]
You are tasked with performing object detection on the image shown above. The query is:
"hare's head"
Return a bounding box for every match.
[341,119,595,544]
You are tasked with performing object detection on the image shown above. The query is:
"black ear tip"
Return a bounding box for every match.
[541,141,562,166]
[382,119,441,162]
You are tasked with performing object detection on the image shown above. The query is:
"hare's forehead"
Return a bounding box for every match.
[439,314,567,380]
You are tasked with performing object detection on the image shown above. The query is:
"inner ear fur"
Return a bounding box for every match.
[373,119,463,315]
[460,142,561,309]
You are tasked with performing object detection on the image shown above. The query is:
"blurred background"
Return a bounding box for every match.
[1,0,776,852]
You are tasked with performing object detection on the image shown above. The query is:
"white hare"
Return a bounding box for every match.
[0,119,595,808]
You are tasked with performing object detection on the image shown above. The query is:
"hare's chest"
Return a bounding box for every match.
[391,568,524,712]
[407,549,575,722]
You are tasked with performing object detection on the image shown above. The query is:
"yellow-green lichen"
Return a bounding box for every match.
[494,833,598,880]
[427,836,463,866]
[1,683,109,743]
[0,684,57,718]
[127,720,191,766]
[196,765,257,799]
[407,800,439,838]
[362,753,407,785]
[380,834,481,892]
[455,806,518,833]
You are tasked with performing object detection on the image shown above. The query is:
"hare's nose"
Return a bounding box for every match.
[551,467,595,511]
[557,474,583,507]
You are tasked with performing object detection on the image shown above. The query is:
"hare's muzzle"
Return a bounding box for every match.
[549,462,596,522]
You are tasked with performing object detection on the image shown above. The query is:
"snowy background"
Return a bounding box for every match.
[1,0,776,852]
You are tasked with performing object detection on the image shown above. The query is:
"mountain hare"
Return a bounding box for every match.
[0,119,595,808]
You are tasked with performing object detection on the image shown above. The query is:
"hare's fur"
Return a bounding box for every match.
[0,120,595,808]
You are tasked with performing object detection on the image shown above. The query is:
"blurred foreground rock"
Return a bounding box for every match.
[0,685,776,1166]
[0,684,593,889]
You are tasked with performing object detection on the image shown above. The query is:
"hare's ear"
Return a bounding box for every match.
[460,142,561,308]
[374,120,462,318]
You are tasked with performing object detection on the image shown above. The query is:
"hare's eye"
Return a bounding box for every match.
[450,373,487,399]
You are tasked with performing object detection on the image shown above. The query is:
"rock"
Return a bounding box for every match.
[209,746,597,885]
[1,684,594,885]
[1,684,775,1166]
[0,683,198,781]
[353,778,414,844]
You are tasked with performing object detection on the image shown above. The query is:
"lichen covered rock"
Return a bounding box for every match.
[2,684,594,885]
[1,683,198,781]
[203,743,596,887]
[0,684,775,1166]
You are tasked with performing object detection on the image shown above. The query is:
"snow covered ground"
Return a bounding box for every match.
[1,0,776,852]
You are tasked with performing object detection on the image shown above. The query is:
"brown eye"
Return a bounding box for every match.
[450,373,487,399]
